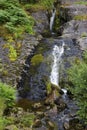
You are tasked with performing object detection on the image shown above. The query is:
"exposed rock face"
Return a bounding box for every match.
[54,97,67,112]
[0,9,49,85]
[61,0,87,4]
[62,20,87,38]
[77,37,87,50]
[62,5,87,17]
[59,2,87,51]
[32,11,49,34]
[64,118,84,130]
[0,34,40,85]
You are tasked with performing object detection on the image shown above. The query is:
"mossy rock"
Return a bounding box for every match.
[46,81,61,96]
[51,83,60,91]
[5,125,18,130]
[74,15,87,21]
[46,81,52,95]
[81,32,87,37]
[31,54,44,66]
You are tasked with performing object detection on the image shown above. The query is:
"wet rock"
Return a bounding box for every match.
[47,121,55,130]
[46,106,51,110]
[63,118,83,130]
[44,113,49,118]
[64,121,70,130]
[69,118,79,125]
[36,111,44,118]
[33,119,42,128]
[54,97,67,112]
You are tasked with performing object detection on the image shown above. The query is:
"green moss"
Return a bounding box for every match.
[81,32,87,37]
[54,89,60,97]
[0,97,6,116]
[0,117,7,130]
[40,0,55,9]
[46,81,52,95]
[20,113,35,127]
[24,3,46,11]
[31,54,44,66]
[24,0,55,11]
[54,16,60,31]
[0,82,16,107]
[75,1,87,5]
[74,15,87,21]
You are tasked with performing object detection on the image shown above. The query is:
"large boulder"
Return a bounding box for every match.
[32,11,49,34]
[64,118,84,130]
[58,2,87,50]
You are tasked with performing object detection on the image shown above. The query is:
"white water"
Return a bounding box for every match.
[61,89,67,95]
[50,9,56,32]
[50,42,65,86]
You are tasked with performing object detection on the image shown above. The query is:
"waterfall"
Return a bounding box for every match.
[50,8,56,32]
[50,42,64,86]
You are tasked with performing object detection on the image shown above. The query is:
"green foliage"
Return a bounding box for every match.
[83,51,87,64]
[31,54,44,66]
[0,82,16,107]
[0,117,7,130]
[8,46,17,61]
[68,52,87,124]
[24,3,45,11]
[0,97,6,116]
[46,81,52,95]
[81,32,87,37]
[74,15,87,21]
[0,0,34,37]
[75,1,87,5]
[40,0,54,9]
[0,82,16,130]
[20,113,35,127]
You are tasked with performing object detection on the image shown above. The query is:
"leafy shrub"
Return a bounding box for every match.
[0,0,34,37]
[0,117,7,130]
[20,113,35,127]
[0,82,16,107]
[0,10,10,24]
[0,82,16,129]
[68,51,87,124]
[40,0,54,9]
[0,97,6,116]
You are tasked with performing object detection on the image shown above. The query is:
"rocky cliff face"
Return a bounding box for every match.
[58,1,87,50]
[0,8,49,85]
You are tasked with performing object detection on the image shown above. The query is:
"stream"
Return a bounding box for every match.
[17,8,83,130]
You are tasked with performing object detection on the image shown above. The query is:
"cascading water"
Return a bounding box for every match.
[50,8,56,32]
[50,42,65,86]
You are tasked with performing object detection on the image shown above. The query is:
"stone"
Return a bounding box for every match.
[64,118,80,130]
[54,97,67,112]
[5,125,18,130]
[64,122,70,130]
[77,38,87,50]
[33,119,42,128]
[36,111,44,118]
[32,11,49,34]
[47,121,55,130]
[33,102,42,109]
